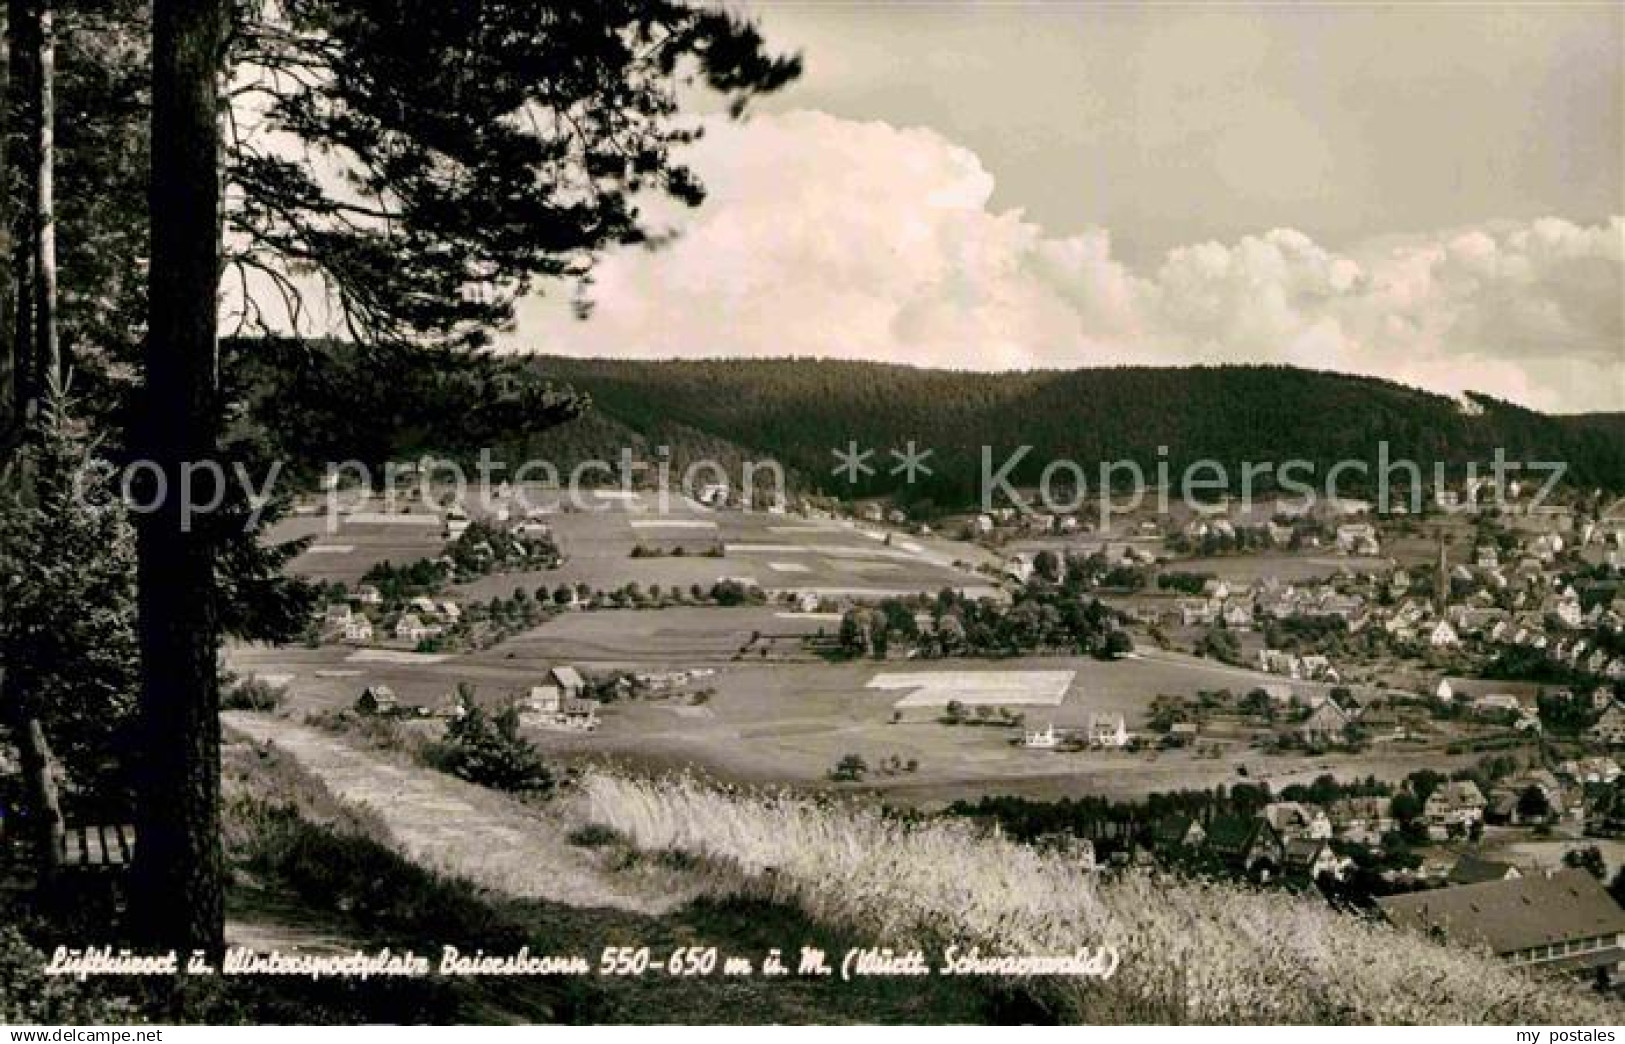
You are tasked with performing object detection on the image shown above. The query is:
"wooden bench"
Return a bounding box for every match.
[58,822,135,871]
[4,719,136,884]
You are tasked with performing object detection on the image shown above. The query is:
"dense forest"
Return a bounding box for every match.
[236,344,1625,505]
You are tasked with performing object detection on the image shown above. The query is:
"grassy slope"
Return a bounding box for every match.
[579,772,1625,1025]
[216,735,991,1024]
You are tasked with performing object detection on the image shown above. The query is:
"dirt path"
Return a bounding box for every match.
[222,712,687,916]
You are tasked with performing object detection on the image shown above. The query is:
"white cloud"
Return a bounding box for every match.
[506,110,1625,413]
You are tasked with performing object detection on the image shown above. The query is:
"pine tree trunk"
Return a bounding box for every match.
[0,1,12,432]
[30,0,51,390]
[5,0,39,424]
[130,0,229,959]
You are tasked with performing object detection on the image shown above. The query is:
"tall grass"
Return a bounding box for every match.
[581,772,1621,1025]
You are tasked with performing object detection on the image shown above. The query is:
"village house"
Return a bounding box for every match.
[1221,601,1254,630]
[525,683,563,715]
[355,684,397,716]
[1022,723,1058,749]
[1261,802,1333,841]
[523,663,588,718]
[559,697,602,731]
[1427,620,1461,648]
[1377,870,1625,980]
[1151,816,1207,850]
[1328,796,1395,845]
[1088,713,1129,748]
[354,584,382,606]
[1424,780,1487,828]
[393,614,441,643]
[1560,757,1623,786]
[1205,817,1285,875]
[1588,703,1625,746]
[342,616,374,644]
[1335,523,1380,556]
[1180,599,1218,627]
[1297,699,1353,743]
[1283,838,1346,882]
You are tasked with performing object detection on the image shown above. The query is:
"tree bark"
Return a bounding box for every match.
[130,0,229,959]
[5,0,39,426]
[0,2,12,432]
[30,0,51,392]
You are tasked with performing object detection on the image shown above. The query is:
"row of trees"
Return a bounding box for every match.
[833,585,1131,660]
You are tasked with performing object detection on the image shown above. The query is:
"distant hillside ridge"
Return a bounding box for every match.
[522,356,1625,503]
[226,340,1625,503]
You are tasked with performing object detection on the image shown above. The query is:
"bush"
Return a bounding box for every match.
[222,674,288,712]
[0,926,135,1023]
[830,753,868,783]
[423,688,553,794]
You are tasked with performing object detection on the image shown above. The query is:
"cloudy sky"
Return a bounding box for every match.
[504,2,1625,413]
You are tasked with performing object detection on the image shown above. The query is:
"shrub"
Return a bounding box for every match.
[830,753,868,783]
[423,688,553,794]
[222,674,288,713]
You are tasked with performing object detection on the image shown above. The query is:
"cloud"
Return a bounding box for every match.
[505,110,1625,413]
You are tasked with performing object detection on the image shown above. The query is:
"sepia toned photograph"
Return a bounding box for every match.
[0,0,1622,1031]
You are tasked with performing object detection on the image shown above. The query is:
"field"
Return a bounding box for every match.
[228,619,1471,806]
[1164,551,1389,584]
[271,510,446,585]
[869,670,1074,708]
[241,493,1481,809]
[457,498,996,602]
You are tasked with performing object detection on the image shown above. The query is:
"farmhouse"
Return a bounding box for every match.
[549,666,587,700]
[1022,723,1058,749]
[1261,802,1333,841]
[1424,781,1487,828]
[1205,817,1285,874]
[1427,620,1460,648]
[1589,703,1625,746]
[1088,713,1129,748]
[525,685,563,715]
[393,614,441,643]
[559,698,601,730]
[1377,870,1625,979]
[1328,797,1394,844]
[1151,816,1206,850]
[355,685,397,716]
[1297,700,1352,743]
[1283,839,1345,882]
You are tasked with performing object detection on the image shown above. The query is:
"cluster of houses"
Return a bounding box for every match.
[351,665,601,732]
[319,593,463,647]
[1151,800,1350,883]
[1021,713,1130,750]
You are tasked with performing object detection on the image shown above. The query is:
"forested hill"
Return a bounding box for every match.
[519,357,1625,503]
[229,340,1625,505]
